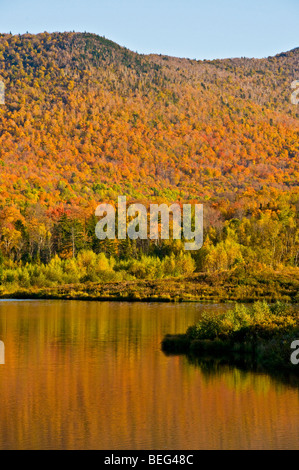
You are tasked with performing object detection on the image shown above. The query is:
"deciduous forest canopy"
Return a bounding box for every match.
[0,32,298,287]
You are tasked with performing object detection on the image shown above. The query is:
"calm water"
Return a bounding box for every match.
[0,300,299,450]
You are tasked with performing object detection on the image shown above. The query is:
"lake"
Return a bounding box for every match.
[0,300,298,450]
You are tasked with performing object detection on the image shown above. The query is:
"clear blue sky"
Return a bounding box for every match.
[0,0,298,60]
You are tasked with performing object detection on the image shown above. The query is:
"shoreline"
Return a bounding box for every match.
[161,302,299,375]
[0,271,298,303]
[162,333,299,375]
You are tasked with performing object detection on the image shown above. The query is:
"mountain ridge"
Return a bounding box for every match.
[0,32,298,212]
[2,31,297,61]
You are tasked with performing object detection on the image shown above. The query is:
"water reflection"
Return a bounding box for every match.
[164,351,299,390]
[0,300,298,450]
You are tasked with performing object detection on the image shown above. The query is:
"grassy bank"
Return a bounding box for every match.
[0,269,299,303]
[162,302,299,373]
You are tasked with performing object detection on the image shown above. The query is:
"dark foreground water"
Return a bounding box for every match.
[0,300,298,450]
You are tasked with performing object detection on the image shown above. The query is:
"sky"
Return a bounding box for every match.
[0,0,298,60]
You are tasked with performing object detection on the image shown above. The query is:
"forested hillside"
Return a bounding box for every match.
[0,32,298,285]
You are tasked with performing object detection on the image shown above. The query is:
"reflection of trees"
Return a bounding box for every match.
[185,352,299,390]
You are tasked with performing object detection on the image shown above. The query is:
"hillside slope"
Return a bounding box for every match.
[0,32,298,211]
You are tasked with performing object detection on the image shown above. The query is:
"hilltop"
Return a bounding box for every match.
[0,32,298,209]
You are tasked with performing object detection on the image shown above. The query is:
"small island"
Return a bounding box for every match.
[162,302,299,373]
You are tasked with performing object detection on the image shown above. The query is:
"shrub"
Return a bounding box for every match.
[187,302,298,343]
